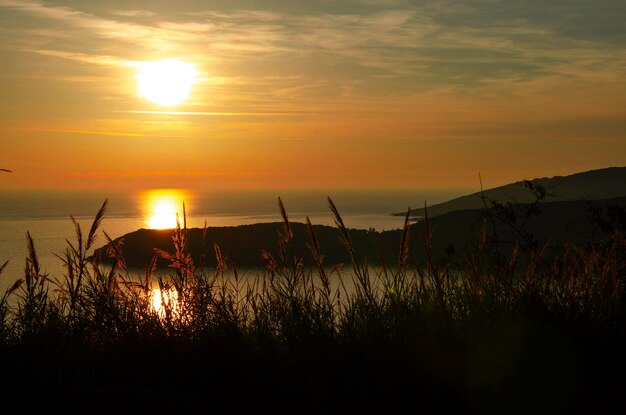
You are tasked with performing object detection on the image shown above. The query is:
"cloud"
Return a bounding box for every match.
[12,127,144,137]
[0,0,159,41]
[119,110,316,117]
[108,9,155,18]
[0,0,624,100]
[27,49,126,66]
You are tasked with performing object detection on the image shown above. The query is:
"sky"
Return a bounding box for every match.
[0,0,625,191]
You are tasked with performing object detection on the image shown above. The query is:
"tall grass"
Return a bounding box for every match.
[0,197,624,411]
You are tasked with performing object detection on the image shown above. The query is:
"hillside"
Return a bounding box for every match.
[93,197,626,269]
[93,221,417,269]
[394,167,626,218]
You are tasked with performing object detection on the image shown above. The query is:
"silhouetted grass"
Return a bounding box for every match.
[0,198,625,412]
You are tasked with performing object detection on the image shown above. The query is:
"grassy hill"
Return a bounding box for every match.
[94,196,626,268]
[394,167,626,218]
[5,193,626,411]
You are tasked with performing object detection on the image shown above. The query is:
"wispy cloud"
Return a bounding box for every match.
[1,0,624,122]
[12,127,144,137]
[108,9,155,18]
[119,110,317,117]
[26,49,126,66]
[1,0,623,94]
[0,0,176,42]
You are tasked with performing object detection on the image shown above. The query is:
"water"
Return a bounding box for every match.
[0,188,467,291]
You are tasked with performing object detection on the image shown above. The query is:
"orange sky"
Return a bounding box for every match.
[1,1,625,191]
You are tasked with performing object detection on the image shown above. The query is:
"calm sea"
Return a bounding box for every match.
[0,188,466,291]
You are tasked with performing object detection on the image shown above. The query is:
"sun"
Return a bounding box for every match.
[134,58,198,106]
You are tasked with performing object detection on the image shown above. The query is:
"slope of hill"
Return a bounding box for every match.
[394,167,626,218]
[414,196,626,263]
[93,197,626,269]
[93,222,391,269]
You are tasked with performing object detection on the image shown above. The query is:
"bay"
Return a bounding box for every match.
[0,188,467,291]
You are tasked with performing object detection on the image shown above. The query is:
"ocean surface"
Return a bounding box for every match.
[0,188,467,291]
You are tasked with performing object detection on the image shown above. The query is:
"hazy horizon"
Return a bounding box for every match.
[0,186,467,283]
[0,187,469,219]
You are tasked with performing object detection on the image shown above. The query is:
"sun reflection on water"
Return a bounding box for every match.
[151,287,179,316]
[142,189,190,230]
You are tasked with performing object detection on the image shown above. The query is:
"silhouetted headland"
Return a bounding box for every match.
[94,196,626,268]
[394,166,626,218]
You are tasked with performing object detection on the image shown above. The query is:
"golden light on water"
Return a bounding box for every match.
[151,287,179,315]
[133,58,198,106]
[149,201,177,229]
[142,189,189,229]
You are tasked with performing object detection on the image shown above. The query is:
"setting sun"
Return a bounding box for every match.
[134,58,197,106]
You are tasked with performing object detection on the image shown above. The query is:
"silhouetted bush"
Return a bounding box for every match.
[0,197,625,412]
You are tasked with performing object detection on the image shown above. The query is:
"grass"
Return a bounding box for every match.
[0,197,625,412]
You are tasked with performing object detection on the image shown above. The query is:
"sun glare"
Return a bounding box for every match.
[149,201,177,229]
[134,58,197,106]
[143,189,189,229]
[151,287,179,316]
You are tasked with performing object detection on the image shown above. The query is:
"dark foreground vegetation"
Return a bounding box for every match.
[1,197,625,413]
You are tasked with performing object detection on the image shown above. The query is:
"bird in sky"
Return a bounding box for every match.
[0,169,12,173]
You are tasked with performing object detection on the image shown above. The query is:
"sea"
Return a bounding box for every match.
[0,188,467,292]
